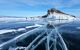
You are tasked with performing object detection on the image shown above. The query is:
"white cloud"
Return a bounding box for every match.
[0,0,80,8]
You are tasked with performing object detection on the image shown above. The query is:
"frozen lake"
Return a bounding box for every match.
[0,17,80,50]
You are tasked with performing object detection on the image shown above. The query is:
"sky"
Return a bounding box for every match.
[0,0,80,17]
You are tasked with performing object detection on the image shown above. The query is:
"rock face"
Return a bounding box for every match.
[42,8,76,18]
[47,8,64,14]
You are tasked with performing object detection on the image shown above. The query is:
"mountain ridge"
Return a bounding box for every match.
[42,8,76,18]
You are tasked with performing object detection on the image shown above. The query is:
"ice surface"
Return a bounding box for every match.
[0,10,80,50]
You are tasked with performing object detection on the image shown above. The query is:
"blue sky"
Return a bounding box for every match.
[0,0,80,17]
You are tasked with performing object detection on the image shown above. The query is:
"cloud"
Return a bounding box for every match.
[0,0,80,9]
[62,0,80,8]
[13,0,80,8]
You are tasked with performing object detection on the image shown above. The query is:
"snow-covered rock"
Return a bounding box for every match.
[42,8,77,24]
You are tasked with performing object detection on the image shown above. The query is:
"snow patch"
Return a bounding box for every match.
[17,28,26,31]
[0,18,26,23]
[26,24,42,28]
[76,27,80,29]
[0,29,16,34]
